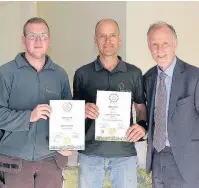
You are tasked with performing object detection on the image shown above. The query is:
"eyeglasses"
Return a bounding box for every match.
[25,33,49,40]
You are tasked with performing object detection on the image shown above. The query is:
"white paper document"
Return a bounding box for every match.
[49,100,85,150]
[95,91,131,142]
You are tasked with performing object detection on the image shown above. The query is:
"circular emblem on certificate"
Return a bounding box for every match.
[62,102,72,112]
[109,94,119,102]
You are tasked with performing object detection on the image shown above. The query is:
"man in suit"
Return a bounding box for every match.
[144,21,199,188]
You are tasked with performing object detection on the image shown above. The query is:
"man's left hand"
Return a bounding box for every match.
[126,124,146,142]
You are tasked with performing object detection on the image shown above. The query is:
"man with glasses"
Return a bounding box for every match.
[144,21,199,188]
[0,17,72,188]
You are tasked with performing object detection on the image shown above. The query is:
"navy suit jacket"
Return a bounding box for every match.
[144,57,199,183]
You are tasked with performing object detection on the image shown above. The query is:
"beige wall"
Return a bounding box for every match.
[38,1,126,85]
[0,2,37,65]
[2,2,199,73]
[0,2,21,64]
[126,1,199,73]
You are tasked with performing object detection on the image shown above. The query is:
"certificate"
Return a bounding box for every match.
[95,91,131,142]
[49,100,85,150]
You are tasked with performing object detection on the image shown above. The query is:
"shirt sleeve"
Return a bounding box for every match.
[73,70,83,100]
[134,69,146,104]
[194,77,199,114]
[0,72,31,132]
[61,72,72,100]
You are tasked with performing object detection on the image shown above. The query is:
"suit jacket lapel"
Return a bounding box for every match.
[149,74,157,124]
[168,58,185,121]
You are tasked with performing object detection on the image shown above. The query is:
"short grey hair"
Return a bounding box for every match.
[147,21,177,39]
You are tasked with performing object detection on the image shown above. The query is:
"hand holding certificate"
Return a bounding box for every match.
[49,100,85,150]
[95,91,131,141]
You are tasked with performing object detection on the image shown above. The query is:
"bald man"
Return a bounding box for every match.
[73,18,147,188]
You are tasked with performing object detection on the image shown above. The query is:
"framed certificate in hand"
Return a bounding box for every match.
[49,100,85,150]
[95,90,131,142]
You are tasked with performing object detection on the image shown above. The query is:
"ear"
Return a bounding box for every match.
[21,36,26,46]
[21,36,26,47]
[118,34,122,44]
[147,37,151,50]
[147,37,151,49]
[94,35,97,44]
[174,39,178,49]
[48,35,52,44]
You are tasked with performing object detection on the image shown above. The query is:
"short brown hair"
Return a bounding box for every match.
[23,17,50,36]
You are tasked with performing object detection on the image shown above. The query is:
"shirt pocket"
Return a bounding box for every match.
[176,95,193,106]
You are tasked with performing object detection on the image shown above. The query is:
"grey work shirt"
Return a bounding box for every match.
[73,56,145,157]
[0,53,72,161]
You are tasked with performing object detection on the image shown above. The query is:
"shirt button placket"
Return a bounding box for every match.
[108,73,112,90]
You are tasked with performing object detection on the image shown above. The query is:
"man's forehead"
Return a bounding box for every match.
[95,19,119,34]
[26,23,48,30]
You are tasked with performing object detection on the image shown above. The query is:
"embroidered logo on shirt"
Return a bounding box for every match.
[118,81,131,92]
[44,84,60,96]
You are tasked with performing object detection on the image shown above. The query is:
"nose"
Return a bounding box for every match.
[105,36,111,43]
[35,36,42,43]
[157,45,165,54]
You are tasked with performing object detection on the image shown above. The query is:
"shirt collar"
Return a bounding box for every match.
[157,56,177,78]
[15,53,55,71]
[94,55,127,72]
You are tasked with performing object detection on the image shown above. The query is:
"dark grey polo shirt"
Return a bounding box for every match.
[73,56,145,157]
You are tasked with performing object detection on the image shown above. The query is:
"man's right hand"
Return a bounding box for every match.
[85,103,99,119]
[30,104,52,122]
